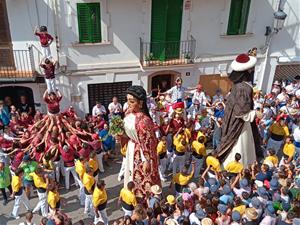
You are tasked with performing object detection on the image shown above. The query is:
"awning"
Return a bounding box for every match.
[274,64,300,81]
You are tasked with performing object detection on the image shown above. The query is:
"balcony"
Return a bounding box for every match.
[0,46,39,82]
[140,36,196,67]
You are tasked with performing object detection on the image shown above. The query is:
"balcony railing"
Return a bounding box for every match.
[0,46,37,81]
[140,36,196,67]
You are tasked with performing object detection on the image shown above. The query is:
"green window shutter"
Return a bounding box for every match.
[227,0,243,35]
[239,0,251,34]
[227,0,251,35]
[89,3,102,42]
[77,3,101,43]
[151,0,168,60]
[165,0,183,59]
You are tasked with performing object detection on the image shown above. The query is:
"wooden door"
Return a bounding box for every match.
[0,0,14,68]
[199,75,232,97]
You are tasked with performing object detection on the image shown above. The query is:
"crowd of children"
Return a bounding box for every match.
[0,76,300,225]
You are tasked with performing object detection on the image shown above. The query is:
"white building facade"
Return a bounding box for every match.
[1,0,299,116]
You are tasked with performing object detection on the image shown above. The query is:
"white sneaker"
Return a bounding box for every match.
[9,213,20,219]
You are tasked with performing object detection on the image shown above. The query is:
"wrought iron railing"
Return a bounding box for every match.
[140,36,196,67]
[0,46,36,81]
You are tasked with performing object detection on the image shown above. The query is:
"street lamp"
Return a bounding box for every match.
[262,7,287,53]
[273,9,287,33]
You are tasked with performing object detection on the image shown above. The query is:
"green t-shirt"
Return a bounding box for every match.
[0,166,10,188]
[21,161,38,181]
[289,188,300,200]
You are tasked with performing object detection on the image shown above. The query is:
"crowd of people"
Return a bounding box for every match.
[1,71,300,225]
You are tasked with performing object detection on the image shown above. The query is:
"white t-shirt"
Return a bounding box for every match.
[166,86,187,103]
[108,102,122,114]
[192,90,207,105]
[92,105,107,117]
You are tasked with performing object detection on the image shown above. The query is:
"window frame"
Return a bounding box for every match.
[227,0,251,35]
[77,2,102,43]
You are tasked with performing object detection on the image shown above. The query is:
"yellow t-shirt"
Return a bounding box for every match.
[191,141,206,156]
[184,128,192,141]
[270,123,289,137]
[29,172,47,189]
[119,188,137,207]
[82,172,95,194]
[89,157,99,173]
[92,186,108,208]
[264,155,279,167]
[172,172,194,186]
[283,143,295,158]
[75,161,86,180]
[48,190,60,209]
[11,175,22,193]
[224,161,244,174]
[120,144,127,157]
[173,134,187,153]
[157,141,167,156]
[233,205,246,215]
[206,156,221,172]
[197,131,207,143]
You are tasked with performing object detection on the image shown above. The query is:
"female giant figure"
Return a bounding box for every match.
[121,85,161,199]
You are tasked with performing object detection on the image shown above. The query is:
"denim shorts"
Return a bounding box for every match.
[23,179,34,187]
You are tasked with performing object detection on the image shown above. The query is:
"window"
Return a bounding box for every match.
[227,0,251,35]
[77,3,101,43]
[151,0,183,60]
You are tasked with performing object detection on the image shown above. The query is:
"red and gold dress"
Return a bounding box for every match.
[123,112,161,199]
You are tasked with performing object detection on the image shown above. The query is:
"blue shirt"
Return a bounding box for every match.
[98,129,115,151]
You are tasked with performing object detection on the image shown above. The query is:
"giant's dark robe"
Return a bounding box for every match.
[217,81,261,163]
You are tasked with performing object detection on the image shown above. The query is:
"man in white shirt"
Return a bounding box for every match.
[165,77,187,103]
[191,84,211,107]
[92,101,107,117]
[108,97,122,116]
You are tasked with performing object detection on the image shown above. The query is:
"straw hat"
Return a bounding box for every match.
[245,208,258,221]
[150,185,162,195]
[201,218,213,225]
[165,218,179,225]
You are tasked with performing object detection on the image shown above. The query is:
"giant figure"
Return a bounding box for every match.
[217,54,261,166]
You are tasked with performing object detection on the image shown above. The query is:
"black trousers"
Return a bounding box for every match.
[0,185,12,202]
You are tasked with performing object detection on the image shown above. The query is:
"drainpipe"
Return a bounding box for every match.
[34,0,40,27]
[52,0,60,62]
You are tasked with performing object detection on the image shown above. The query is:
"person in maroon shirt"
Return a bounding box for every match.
[78,142,92,160]
[40,58,57,94]
[59,143,80,190]
[34,25,53,58]
[43,90,62,115]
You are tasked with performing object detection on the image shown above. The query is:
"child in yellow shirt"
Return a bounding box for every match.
[157,136,167,182]
[173,128,189,175]
[191,135,206,178]
[264,148,278,168]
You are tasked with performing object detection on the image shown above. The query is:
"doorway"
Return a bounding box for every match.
[151,74,174,97]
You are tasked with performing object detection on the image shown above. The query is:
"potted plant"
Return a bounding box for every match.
[184,53,191,63]
[144,53,154,66]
